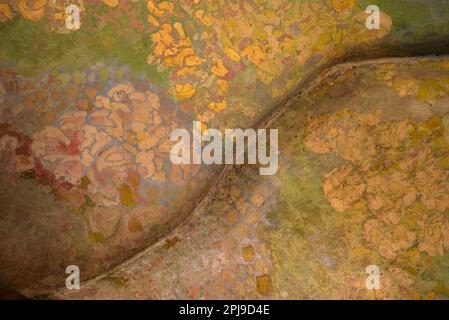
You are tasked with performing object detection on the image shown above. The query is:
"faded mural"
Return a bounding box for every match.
[0,0,449,299]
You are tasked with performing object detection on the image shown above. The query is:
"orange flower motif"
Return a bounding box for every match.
[0,3,13,22]
[241,44,266,66]
[211,58,229,77]
[194,9,215,26]
[18,0,47,21]
[147,0,173,18]
[101,0,118,8]
[224,48,241,62]
[208,101,227,112]
[171,83,196,100]
[331,0,357,13]
[147,14,159,27]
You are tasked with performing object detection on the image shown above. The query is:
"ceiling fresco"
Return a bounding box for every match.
[1,0,449,300]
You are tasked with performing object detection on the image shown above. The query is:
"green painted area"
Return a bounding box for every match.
[2,1,449,84]
[266,147,345,298]
[0,2,169,86]
[358,0,449,39]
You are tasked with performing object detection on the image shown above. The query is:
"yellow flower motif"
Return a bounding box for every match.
[331,0,356,13]
[149,21,200,71]
[150,24,173,47]
[147,0,173,18]
[159,24,174,44]
[211,58,228,77]
[241,44,266,66]
[208,101,227,112]
[18,0,47,21]
[176,67,197,76]
[101,0,119,8]
[0,3,13,22]
[216,79,228,93]
[184,55,203,66]
[194,9,215,26]
[158,1,174,15]
[172,83,196,100]
[147,14,160,27]
[165,47,194,67]
[224,48,241,62]
[147,0,163,17]
[173,22,186,39]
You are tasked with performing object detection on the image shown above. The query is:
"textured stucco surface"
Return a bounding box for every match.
[1,1,449,298]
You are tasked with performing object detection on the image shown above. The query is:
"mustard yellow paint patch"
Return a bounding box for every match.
[242,245,256,261]
[256,275,273,296]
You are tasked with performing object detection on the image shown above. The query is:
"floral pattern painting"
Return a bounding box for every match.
[1,0,449,299]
